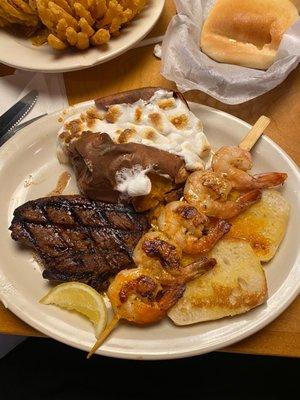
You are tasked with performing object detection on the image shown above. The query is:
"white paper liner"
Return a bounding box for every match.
[161,0,300,104]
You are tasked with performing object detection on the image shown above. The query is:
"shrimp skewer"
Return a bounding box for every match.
[88,259,215,358]
[107,254,216,325]
[212,146,287,190]
[89,129,288,357]
[107,270,186,324]
[89,216,219,357]
[184,170,262,219]
[157,201,231,254]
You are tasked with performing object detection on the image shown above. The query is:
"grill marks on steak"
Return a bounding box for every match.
[10,196,149,291]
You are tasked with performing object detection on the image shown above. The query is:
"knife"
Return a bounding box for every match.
[12,113,47,133]
[0,90,38,143]
[0,113,47,147]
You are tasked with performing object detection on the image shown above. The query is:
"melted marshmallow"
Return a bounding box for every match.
[115,165,151,197]
[57,90,211,171]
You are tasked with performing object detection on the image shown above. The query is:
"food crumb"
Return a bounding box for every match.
[153,44,162,59]
[24,175,33,187]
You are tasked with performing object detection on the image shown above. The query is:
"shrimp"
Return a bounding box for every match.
[88,267,187,356]
[133,231,216,284]
[157,201,231,254]
[212,146,287,190]
[133,231,182,278]
[184,170,262,219]
[107,269,185,324]
[88,232,216,357]
[107,256,216,324]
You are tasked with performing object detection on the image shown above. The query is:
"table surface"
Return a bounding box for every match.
[0,0,299,358]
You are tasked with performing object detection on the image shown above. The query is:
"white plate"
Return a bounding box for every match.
[0,101,299,360]
[0,0,164,73]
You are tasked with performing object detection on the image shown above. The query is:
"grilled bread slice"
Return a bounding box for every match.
[168,239,267,325]
[226,189,290,262]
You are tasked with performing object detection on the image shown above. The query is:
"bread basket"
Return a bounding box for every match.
[161,0,300,104]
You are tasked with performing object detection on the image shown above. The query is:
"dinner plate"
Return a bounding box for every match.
[0,0,164,73]
[0,101,299,360]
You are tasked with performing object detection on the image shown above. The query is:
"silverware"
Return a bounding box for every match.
[0,90,39,146]
[12,113,47,133]
[0,113,47,147]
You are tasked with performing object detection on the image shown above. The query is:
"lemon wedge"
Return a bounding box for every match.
[40,282,107,337]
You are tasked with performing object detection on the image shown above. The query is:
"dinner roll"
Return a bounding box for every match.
[200,0,298,70]
[290,0,300,12]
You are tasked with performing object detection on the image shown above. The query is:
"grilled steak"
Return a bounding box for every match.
[10,196,149,291]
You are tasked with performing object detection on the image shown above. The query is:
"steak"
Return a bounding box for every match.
[10,196,149,291]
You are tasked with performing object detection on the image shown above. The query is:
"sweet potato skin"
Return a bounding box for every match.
[94,87,189,109]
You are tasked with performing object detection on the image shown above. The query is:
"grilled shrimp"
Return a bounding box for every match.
[184,170,261,219]
[88,224,217,356]
[107,269,185,324]
[133,231,216,284]
[108,254,216,324]
[157,201,231,254]
[212,146,287,190]
[133,231,182,278]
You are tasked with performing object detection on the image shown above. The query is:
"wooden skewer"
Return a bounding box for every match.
[87,315,120,359]
[239,115,271,151]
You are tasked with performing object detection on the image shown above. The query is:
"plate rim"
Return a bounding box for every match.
[0,101,299,360]
[0,0,165,73]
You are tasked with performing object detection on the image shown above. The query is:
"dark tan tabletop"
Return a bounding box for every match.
[1,0,299,357]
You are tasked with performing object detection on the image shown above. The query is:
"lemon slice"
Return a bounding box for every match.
[40,282,107,337]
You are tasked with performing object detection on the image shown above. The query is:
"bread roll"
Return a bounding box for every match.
[200,0,298,70]
[290,0,300,12]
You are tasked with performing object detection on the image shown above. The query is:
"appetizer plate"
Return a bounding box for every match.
[0,0,164,73]
[0,101,299,360]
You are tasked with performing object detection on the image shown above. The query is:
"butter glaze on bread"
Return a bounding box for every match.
[168,239,267,325]
[200,0,298,70]
[226,190,290,262]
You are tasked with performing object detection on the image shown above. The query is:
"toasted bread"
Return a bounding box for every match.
[168,239,267,325]
[226,189,290,262]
